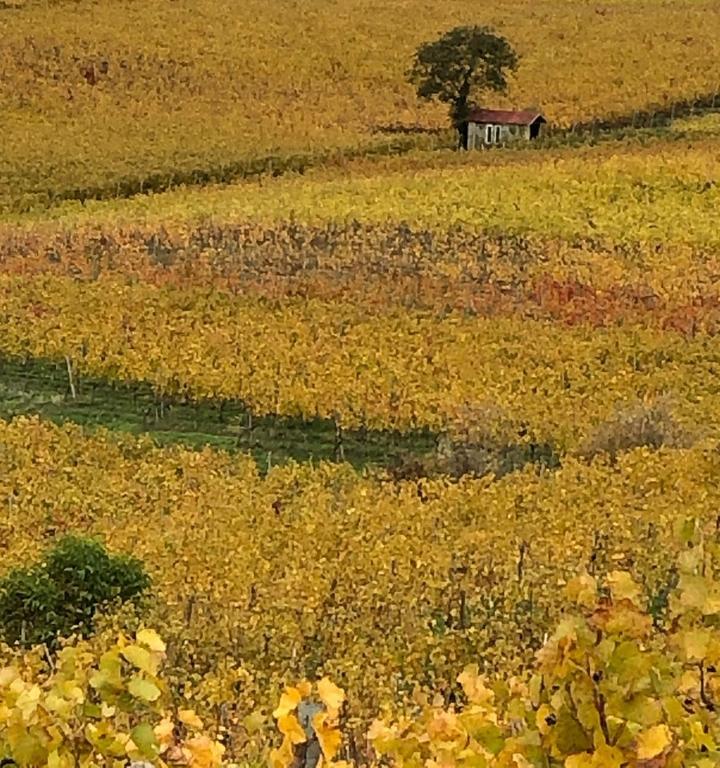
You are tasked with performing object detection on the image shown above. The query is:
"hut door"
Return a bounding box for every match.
[485,125,493,144]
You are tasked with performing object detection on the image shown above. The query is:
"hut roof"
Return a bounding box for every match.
[466,108,546,126]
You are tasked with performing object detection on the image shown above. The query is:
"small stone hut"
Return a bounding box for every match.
[462,108,547,149]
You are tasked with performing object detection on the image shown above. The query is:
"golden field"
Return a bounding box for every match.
[1,0,720,211]
[3,3,720,765]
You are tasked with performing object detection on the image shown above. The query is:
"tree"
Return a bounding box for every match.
[407,26,519,148]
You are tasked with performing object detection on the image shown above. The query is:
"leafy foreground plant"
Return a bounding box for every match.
[363,517,720,767]
[273,517,720,768]
[0,536,150,647]
[6,519,720,767]
[0,628,224,767]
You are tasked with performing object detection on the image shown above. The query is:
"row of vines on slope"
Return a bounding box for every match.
[8,135,720,247]
[2,221,720,332]
[1,275,719,442]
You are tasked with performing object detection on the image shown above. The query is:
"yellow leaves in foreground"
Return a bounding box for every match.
[369,540,720,768]
[317,678,345,716]
[7,418,720,763]
[269,734,296,768]
[0,628,225,768]
[277,714,307,745]
[179,709,205,730]
[273,688,303,720]
[154,716,176,752]
[271,680,345,768]
[312,710,343,763]
[565,572,597,611]
[564,744,624,768]
[607,570,644,608]
[182,735,226,768]
[635,724,672,760]
[138,627,168,653]
[456,665,495,708]
[675,628,712,663]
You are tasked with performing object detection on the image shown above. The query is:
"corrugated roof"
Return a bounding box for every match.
[465,108,546,126]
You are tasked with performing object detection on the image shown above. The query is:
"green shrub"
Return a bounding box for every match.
[0,535,150,647]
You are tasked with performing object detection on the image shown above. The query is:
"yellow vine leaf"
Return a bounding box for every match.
[136,628,167,653]
[317,677,345,714]
[607,571,643,608]
[269,735,296,768]
[121,645,160,676]
[277,713,306,745]
[457,665,495,707]
[182,734,225,768]
[273,687,303,720]
[179,709,204,730]
[565,572,597,610]
[312,711,342,762]
[635,724,672,760]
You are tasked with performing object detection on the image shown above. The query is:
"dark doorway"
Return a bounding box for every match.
[529,119,544,139]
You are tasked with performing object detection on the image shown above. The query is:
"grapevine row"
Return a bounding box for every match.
[3,220,720,332]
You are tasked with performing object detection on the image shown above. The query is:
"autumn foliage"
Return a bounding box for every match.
[5,518,720,766]
[0,628,224,767]
[363,519,720,767]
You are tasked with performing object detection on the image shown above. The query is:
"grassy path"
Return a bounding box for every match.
[0,357,435,470]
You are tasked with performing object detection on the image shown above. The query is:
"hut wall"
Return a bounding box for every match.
[466,121,536,149]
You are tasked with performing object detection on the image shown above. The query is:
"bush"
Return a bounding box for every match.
[438,402,559,480]
[388,403,560,482]
[578,396,694,460]
[0,535,151,647]
[439,438,560,480]
[386,453,438,482]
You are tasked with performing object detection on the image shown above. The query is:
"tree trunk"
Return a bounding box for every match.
[452,68,474,150]
[456,121,469,150]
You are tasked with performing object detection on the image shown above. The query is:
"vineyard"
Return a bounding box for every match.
[2,417,720,758]
[4,1,720,766]
[4,273,720,445]
[8,131,720,247]
[2,0,720,212]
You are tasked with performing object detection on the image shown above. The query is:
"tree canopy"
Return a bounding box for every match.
[408,26,519,143]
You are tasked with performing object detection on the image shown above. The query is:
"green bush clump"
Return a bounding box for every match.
[0,535,150,647]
